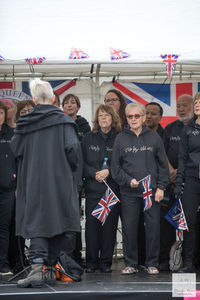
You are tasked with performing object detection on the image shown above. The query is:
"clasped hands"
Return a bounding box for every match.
[95,169,109,183]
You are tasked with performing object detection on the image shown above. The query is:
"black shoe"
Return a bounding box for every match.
[0,265,13,276]
[100,267,112,273]
[159,262,169,271]
[178,265,195,273]
[85,267,96,273]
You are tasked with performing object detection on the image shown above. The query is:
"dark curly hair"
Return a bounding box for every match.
[104,89,127,125]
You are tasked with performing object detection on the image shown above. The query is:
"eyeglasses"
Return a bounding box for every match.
[126,114,144,120]
[20,109,33,116]
[104,98,119,104]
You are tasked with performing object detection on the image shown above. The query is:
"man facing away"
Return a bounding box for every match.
[11,78,81,287]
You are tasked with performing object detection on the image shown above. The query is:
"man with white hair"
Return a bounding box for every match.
[11,78,81,287]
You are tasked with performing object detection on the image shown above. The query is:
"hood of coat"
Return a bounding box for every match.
[15,104,77,134]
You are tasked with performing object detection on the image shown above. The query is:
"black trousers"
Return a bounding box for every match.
[182,176,200,266]
[29,231,76,265]
[160,205,176,263]
[85,197,120,269]
[0,189,15,267]
[121,195,160,267]
[159,188,176,264]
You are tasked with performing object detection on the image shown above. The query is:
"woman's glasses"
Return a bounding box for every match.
[126,114,144,120]
[104,98,119,104]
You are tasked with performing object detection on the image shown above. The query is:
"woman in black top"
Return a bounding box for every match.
[111,102,169,275]
[175,92,200,273]
[82,104,121,273]
[0,101,16,276]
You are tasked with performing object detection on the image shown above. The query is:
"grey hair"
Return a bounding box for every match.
[125,102,146,115]
[29,78,53,104]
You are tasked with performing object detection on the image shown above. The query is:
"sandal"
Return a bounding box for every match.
[146,266,159,275]
[121,266,138,275]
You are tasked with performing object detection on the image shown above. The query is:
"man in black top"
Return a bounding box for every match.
[145,102,164,138]
[159,94,193,270]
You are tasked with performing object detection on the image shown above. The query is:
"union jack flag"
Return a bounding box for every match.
[108,81,200,128]
[0,55,5,62]
[176,229,183,242]
[110,47,131,60]
[25,57,46,64]
[69,47,89,60]
[142,175,152,211]
[160,54,179,80]
[165,198,189,231]
[91,186,120,225]
[0,79,76,102]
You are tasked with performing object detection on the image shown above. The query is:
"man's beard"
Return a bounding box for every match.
[178,110,194,124]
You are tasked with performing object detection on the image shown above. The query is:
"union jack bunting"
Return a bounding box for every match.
[91,186,120,225]
[165,198,189,231]
[25,57,46,65]
[160,54,179,80]
[0,55,5,62]
[69,47,89,60]
[142,175,152,211]
[109,47,131,60]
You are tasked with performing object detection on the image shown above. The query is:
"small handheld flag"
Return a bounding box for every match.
[91,185,120,225]
[160,54,179,79]
[25,57,46,65]
[110,47,131,60]
[142,175,152,211]
[69,47,89,60]
[165,197,189,231]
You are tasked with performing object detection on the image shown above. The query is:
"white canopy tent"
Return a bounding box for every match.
[1,0,200,125]
[0,0,200,81]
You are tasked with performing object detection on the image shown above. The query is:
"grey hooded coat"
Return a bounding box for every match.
[11,104,81,238]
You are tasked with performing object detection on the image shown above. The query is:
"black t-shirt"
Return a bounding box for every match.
[163,120,184,169]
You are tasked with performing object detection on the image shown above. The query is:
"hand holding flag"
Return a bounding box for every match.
[165,197,189,231]
[91,181,120,226]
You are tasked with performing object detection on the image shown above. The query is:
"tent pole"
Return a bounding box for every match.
[93,63,101,116]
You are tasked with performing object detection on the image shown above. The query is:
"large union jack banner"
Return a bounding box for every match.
[142,175,152,211]
[165,197,189,231]
[110,81,200,128]
[0,80,76,101]
[91,186,120,225]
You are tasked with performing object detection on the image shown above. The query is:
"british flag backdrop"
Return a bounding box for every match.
[0,80,76,102]
[111,81,200,128]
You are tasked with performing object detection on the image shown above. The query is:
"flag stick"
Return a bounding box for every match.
[102,180,120,202]
[138,175,150,183]
[178,197,189,232]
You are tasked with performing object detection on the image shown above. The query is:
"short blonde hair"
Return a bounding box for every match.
[29,78,53,104]
[125,102,146,115]
[194,92,200,102]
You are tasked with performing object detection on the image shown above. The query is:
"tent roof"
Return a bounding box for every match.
[1,0,200,82]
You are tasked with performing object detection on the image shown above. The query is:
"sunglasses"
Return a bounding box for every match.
[126,114,144,120]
